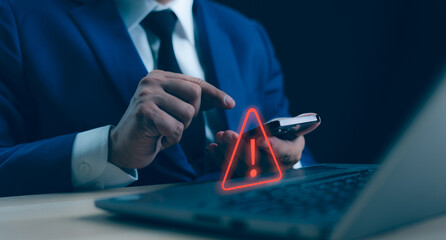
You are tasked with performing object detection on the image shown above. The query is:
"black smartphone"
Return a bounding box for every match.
[244,114,321,140]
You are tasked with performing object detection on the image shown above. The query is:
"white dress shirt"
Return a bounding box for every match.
[72,0,212,190]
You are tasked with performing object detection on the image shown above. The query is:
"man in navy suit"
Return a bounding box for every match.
[0,0,317,197]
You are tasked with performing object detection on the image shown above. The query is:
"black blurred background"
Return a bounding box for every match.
[213,0,446,164]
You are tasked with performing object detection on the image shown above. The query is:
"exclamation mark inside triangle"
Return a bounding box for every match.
[221,107,283,191]
[249,138,257,178]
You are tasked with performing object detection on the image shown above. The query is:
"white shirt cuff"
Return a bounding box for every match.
[71,125,138,190]
[293,161,303,169]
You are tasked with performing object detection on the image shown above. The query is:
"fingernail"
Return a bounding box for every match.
[224,95,235,108]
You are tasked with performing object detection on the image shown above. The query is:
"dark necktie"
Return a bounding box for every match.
[141,10,206,163]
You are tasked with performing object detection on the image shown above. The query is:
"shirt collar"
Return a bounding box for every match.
[115,0,195,44]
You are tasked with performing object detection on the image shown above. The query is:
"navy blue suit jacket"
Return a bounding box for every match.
[0,0,315,197]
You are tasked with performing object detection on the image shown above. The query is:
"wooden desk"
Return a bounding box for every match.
[1,185,446,240]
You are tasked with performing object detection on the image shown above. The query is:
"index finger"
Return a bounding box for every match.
[164,72,236,110]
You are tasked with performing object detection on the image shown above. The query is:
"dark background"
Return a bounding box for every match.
[213,0,446,164]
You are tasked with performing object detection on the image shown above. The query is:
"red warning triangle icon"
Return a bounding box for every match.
[221,108,283,191]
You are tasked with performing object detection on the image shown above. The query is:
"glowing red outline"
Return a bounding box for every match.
[250,138,256,166]
[221,108,283,191]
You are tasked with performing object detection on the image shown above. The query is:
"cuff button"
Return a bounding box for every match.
[79,163,91,174]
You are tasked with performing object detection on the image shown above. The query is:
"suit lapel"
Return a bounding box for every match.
[69,0,147,103]
[194,0,248,132]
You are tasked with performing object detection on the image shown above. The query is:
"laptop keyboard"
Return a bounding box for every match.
[200,169,375,220]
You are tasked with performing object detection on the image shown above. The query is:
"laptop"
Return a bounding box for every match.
[95,72,446,239]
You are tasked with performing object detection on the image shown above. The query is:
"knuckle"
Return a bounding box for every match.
[194,84,202,97]
[187,82,201,99]
[139,79,147,86]
[193,77,204,86]
[141,71,165,86]
[139,75,152,85]
[184,104,195,120]
[138,88,153,97]
[150,69,166,77]
[170,122,184,143]
[152,76,165,85]
[176,122,184,136]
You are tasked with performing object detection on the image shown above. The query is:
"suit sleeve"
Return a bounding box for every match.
[254,22,317,166]
[0,1,75,196]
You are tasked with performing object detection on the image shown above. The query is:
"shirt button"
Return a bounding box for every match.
[79,163,90,174]
[94,182,104,190]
